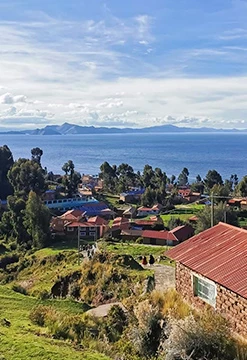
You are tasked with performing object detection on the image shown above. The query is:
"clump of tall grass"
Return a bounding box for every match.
[150,288,191,319]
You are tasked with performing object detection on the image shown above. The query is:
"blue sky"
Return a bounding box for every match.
[1,0,247,129]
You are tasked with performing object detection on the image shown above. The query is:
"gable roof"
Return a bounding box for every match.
[166,222,247,298]
[60,209,85,220]
[169,224,194,242]
[142,230,177,241]
[87,216,108,226]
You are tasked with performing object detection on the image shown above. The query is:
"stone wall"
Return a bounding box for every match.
[176,262,247,337]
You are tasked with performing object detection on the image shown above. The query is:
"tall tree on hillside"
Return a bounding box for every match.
[24,191,51,248]
[31,147,43,165]
[178,167,189,186]
[0,145,14,199]
[99,161,117,192]
[204,169,223,192]
[142,165,155,188]
[62,160,81,197]
[8,158,47,198]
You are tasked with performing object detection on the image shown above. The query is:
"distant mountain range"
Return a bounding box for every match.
[0,122,244,135]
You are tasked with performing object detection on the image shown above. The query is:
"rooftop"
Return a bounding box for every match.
[166,222,247,299]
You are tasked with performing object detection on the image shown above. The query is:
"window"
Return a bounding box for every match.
[80,231,86,236]
[67,227,74,232]
[89,232,95,236]
[90,227,95,231]
[193,274,216,307]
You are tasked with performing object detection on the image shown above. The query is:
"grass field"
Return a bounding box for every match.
[0,287,110,360]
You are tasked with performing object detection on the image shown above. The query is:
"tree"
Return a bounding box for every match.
[170,175,176,185]
[0,195,28,244]
[178,168,189,186]
[204,170,223,192]
[168,217,185,230]
[0,145,14,199]
[235,175,247,197]
[196,202,238,233]
[99,161,117,192]
[8,158,47,198]
[62,160,81,197]
[24,191,51,248]
[142,187,156,207]
[31,147,43,165]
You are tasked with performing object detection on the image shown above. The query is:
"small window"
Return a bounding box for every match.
[90,227,95,231]
[193,274,216,307]
[67,227,74,232]
[89,232,95,236]
[80,231,86,236]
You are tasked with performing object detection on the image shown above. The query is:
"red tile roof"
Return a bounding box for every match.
[166,222,247,298]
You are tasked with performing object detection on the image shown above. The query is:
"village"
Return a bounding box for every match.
[2,154,247,359]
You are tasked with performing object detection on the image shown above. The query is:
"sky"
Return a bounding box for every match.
[1,0,247,130]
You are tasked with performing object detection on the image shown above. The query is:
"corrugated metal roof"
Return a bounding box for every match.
[166,222,247,298]
[143,230,178,241]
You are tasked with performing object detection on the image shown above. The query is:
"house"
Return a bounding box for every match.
[122,206,137,219]
[50,209,86,233]
[169,224,194,242]
[178,189,201,203]
[142,230,177,246]
[50,209,108,240]
[131,217,163,230]
[228,198,242,208]
[111,217,130,238]
[166,222,247,337]
[119,188,145,203]
[66,221,100,240]
[137,204,162,217]
[120,229,143,241]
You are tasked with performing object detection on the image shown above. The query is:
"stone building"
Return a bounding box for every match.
[166,222,247,337]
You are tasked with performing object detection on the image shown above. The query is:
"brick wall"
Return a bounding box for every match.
[176,262,247,337]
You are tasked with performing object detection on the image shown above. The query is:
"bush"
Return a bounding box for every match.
[135,237,143,244]
[12,284,28,295]
[0,253,19,270]
[130,300,163,358]
[162,311,235,360]
[38,290,50,300]
[30,305,57,327]
[103,304,128,342]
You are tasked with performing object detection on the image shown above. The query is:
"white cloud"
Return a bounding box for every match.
[0,92,28,104]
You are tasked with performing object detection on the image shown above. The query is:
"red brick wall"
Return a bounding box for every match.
[176,262,247,337]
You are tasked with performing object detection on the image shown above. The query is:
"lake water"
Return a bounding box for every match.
[0,132,247,181]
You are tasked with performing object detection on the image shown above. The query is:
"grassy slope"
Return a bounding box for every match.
[0,287,109,360]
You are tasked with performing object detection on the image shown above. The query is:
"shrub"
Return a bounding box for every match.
[38,290,50,300]
[12,284,28,295]
[162,312,235,360]
[69,283,81,299]
[30,305,57,327]
[103,304,128,342]
[135,237,143,244]
[0,253,19,270]
[150,289,191,319]
[130,300,163,358]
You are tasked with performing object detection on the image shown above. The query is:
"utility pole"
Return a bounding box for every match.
[224,202,227,223]
[211,193,214,227]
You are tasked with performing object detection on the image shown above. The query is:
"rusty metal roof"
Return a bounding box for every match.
[166,222,247,299]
